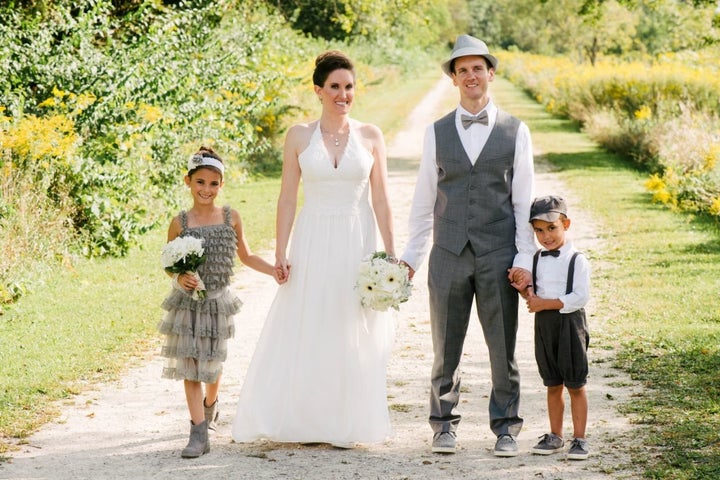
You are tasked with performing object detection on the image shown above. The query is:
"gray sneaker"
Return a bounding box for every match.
[431,431,456,454]
[494,434,519,457]
[531,433,564,455]
[567,438,589,460]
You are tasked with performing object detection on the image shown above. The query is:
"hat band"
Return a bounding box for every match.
[188,154,224,175]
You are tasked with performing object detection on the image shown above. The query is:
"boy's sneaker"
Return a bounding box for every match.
[567,438,590,460]
[531,433,564,455]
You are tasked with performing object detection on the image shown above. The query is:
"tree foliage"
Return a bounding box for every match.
[469,0,720,63]
[0,0,464,303]
[0,0,306,264]
[270,0,461,48]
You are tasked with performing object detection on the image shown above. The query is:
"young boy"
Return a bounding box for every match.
[511,195,591,460]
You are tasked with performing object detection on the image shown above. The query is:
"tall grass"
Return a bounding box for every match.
[0,168,77,303]
[499,50,720,224]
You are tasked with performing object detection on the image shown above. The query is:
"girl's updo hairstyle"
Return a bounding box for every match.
[188,146,224,177]
[312,50,355,88]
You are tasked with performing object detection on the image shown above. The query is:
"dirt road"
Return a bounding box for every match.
[0,77,642,480]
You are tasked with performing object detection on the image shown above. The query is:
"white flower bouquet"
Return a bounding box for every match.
[355,251,412,312]
[161,236,207,300]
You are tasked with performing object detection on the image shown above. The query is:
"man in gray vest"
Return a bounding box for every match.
[401,34,535,456]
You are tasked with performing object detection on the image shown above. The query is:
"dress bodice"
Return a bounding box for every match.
[298,120,374,215]
[179,206,237,291]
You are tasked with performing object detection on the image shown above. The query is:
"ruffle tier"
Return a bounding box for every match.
[160,288,243,315]
[158,287,241,383]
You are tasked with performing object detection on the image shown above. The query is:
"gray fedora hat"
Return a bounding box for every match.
[441,34,498,77]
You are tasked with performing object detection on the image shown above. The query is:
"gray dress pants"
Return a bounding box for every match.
[427,243,523,437]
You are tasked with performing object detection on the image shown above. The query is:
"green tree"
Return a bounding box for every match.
[270,0,459,48]
[468,0,719,60]
[634,0,719,54]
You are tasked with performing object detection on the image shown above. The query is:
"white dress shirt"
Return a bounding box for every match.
[534,241,590,314]
[401,100,536,272]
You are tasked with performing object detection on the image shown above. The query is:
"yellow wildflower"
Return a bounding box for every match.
[645,174,665,192]
[652,190,672,204]
[634,105,652,120]
[38,97,57,108]
[703,144,719,171]
[51,86,67,98]
[138,104,163,124]
[709,197,720,216]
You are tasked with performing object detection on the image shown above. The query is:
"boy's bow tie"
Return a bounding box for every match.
[541,249,561,257]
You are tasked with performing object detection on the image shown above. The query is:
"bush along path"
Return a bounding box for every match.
[0,76,646,480]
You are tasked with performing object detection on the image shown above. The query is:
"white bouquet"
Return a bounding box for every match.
[161,236,207,300]
[355,251,412,312]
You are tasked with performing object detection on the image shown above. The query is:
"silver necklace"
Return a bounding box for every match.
[320,125,348,147]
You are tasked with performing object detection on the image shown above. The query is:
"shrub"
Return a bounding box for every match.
[0,1,305,256]
[0,0,310,301]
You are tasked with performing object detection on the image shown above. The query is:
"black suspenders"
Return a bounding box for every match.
[532,251,582,295]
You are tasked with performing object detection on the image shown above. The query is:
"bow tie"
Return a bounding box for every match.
[541,249,561,257]
[461,111,489,129]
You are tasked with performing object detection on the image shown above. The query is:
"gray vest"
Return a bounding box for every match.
[433,109,521,257]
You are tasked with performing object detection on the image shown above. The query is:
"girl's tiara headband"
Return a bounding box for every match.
[188,153,225,175]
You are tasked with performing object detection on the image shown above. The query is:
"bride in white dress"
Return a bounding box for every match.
[232,51,396,446]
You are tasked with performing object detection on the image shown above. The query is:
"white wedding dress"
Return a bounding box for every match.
[232,120,395,445]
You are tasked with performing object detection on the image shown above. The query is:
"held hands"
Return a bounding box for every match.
[507,267,539,312]
[507,267,559,313]
[399,260,415,281]
[507,267,531,293]
[274,257,291,285]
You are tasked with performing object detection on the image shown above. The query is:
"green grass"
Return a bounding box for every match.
[493,76,720,479]
[0,231,167,440]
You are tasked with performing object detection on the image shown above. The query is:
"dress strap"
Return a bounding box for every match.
[223,205,232,226]
[180,210,188,231]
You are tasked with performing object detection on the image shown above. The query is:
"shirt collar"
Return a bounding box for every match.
[456,99,497,119]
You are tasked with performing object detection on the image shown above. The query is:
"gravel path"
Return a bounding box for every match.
[1,77,643,480]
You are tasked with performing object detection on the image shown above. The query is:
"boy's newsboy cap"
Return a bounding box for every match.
[530,195,567,222]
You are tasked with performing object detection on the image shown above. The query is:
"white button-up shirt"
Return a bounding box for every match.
[534,242,591,313]
[401,100,536,272]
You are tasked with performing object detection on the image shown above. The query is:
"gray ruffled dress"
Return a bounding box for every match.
[158,206,242,384]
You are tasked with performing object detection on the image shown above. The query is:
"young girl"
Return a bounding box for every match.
[158,146,280,458]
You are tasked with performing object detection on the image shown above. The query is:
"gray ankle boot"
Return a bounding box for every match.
[181,420,210,458]
[203,397,219,431]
